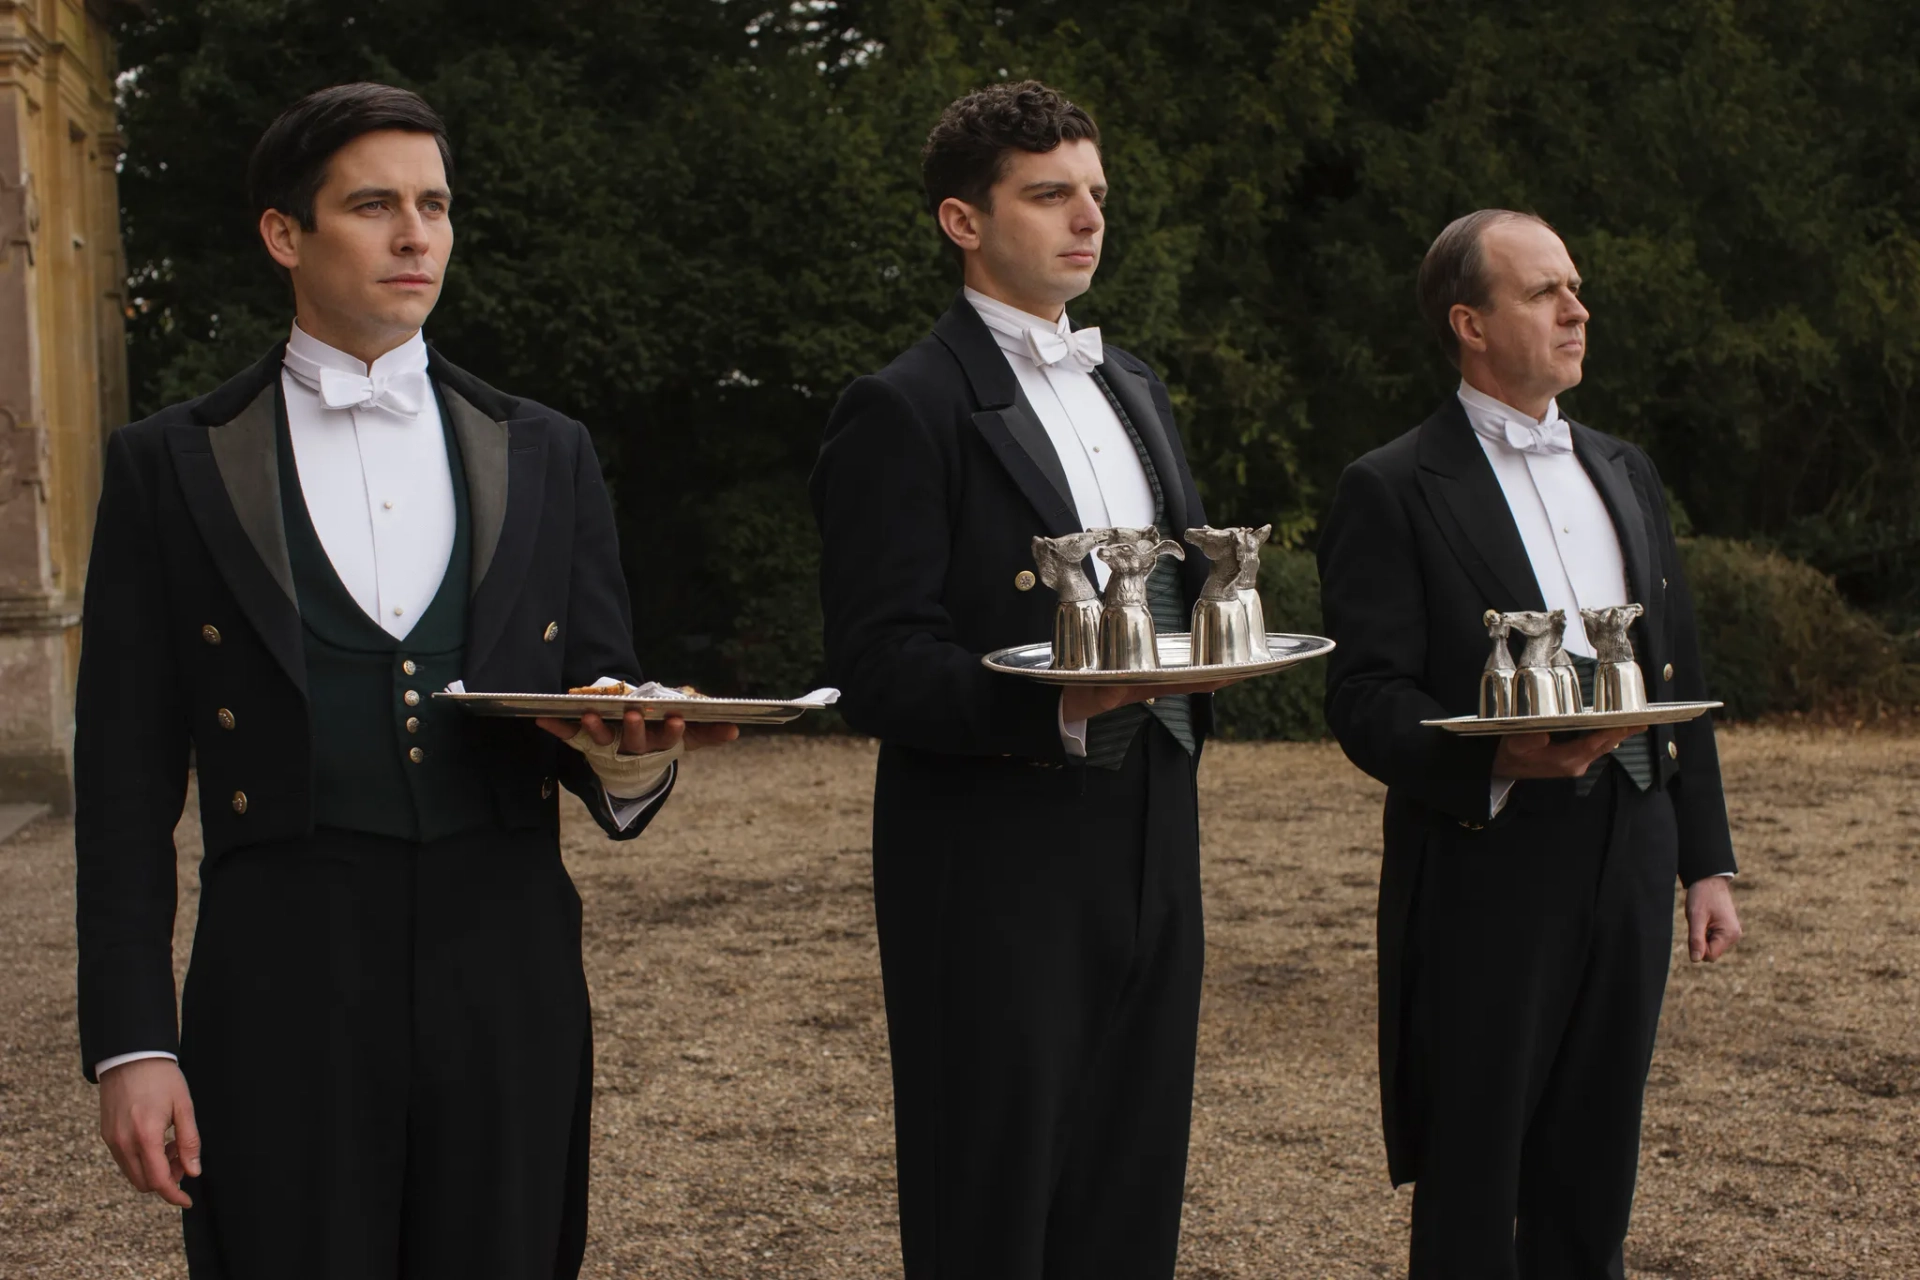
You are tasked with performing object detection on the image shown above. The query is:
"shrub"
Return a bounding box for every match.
[1679,538,1920,719]
[1211,546,1329,741]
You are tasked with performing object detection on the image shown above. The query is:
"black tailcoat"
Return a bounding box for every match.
[74,344,667,1079]
[1317,396,1736,1189]
[810,295,1213,1277]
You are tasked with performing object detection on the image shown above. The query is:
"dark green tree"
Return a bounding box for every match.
[116,0,1920,705]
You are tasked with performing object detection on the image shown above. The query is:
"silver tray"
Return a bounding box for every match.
[436,688,839,726]
[1423,701,1721,736]
[981,632,1335,686]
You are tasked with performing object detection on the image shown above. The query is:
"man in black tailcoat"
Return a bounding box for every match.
[810,82,1236,1279]
[1318,209,1744,1279]
[75,84,733,1278]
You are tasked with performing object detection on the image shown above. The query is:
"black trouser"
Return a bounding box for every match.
[1403,769,1679,1280]
[872,724,1205,1280]
[178,825,593,1280]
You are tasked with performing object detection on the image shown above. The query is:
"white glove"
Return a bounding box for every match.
[563,727,681,798]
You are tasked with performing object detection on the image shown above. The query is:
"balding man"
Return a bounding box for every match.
[1317,210,1743,1278]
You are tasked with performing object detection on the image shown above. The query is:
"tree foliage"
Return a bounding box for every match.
[116,0,1920,695]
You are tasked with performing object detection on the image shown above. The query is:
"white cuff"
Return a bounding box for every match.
[1490,776,1515,819]
[606,760,675,831]
[96,1050,177,1077]
[1059,695,1088,759]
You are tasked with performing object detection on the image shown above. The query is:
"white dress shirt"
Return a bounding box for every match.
[93,326,669,1077]
[1458,381,1629,658]
[965,288,1155,587]
[966,289,1157,757]
[281,325,456,639]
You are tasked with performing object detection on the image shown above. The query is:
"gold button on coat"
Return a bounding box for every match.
[201,624,222,646]
[1662,663,1674,681]
[409,747,425,764]
[1015,571,1036,591]
[402,659,417,676]
[406,717,420,734]
[1667,741,1679,760]
[231,791,247,814]
[404,690,420,706]
[216,708,235,730]
[543,622,560,643]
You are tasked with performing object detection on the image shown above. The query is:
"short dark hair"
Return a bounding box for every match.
[1416,209,1555,366]
[921,80,1100,224]
[248,83,454,231]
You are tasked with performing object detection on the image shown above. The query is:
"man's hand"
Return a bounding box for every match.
[1059,677,1245,725]
[1685,876,1743,962]
[534,709,740,754]
[1492,726,1649,779]
[99,1058,199,1208]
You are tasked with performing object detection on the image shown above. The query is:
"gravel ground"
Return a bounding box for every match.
[2,727,1915,1278]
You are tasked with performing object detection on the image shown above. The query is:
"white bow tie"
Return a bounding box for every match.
[1502,417,1573,455]
[1024,324,1104,372]
[312,365,431,416]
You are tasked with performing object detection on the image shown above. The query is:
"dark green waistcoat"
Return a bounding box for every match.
[276,397,492,842]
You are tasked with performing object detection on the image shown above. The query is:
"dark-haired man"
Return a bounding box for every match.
[811,81,1232,1279]
[1317,209,1742,1278]
[75,83,733,1278]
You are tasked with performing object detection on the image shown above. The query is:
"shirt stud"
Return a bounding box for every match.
[393,606,404,617]
[383,500,394,510]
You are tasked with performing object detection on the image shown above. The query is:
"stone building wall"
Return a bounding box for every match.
[0,0,130,813]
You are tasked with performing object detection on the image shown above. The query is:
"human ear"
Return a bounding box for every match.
[937,197,984,253]
[259,209,302,271]
[1449,303,1487,355]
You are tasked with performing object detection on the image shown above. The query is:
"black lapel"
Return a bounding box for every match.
[1094,357,1190,536]
[1570,423,1656,610]
[934,293,1082,539]
[1414,397,1546,614]
[169,346,307,695]
[463,419,548,676]
[439,383,509,592]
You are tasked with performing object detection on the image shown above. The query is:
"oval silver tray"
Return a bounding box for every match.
[435,689,838,726]
[981,632,1335,686]
[1422,701,1722,736]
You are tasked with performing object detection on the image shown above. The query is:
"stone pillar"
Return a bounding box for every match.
[0,0,131,814]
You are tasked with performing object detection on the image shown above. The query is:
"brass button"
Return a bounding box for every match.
[216,708,235,730]
[409,747,425,764]
[404,690,420,707]
[1667,741,1679,760]
[543,621,560,643]
[402,659,417,676]
[1662,577,1669,589]
[406,717,420,734]
[201,624,222,646]
[1662,663,1674,681]
[231,790,247,814]
[541,778,556,799]
[1015,570,1036,592]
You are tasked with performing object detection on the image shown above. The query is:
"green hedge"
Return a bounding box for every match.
[1680,538,1920,719]
[1211,547,1330,741]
